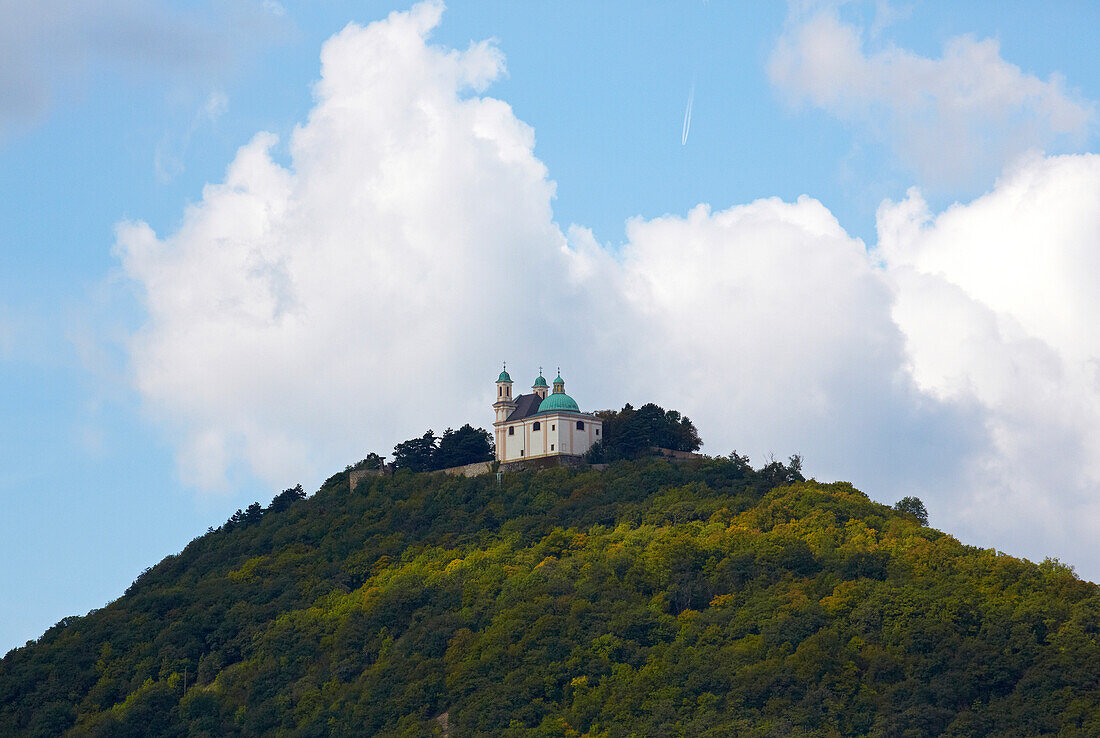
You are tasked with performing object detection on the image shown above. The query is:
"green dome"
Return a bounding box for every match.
[533,374,548,388]
[498,370,512,382]
[538,392,579,413]
[554,373,565,385]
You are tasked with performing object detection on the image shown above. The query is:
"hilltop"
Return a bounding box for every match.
[2,457,1099,736]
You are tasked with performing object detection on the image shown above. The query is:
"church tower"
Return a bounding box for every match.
[532,369,549,399]
[494,364,516,423]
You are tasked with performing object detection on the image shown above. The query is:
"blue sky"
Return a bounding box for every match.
[2,0,1099,654]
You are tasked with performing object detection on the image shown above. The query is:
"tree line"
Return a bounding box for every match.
[585,402,702,462]
[390,424,494,472]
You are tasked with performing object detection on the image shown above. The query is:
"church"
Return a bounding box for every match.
[493,366,603,462]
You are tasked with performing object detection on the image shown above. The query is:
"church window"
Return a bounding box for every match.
[498,386,502,397]
[520,450,524,457]
[508,427,514,436]
[551,444,555,451]
[551,424,555,431]
[533,421,541,431]
[576,421,585,430]
[596,429,600,436]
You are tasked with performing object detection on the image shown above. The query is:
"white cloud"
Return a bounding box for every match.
[115,2,1100,581]
[768,10,1093,189]
[116,0,575,489]
[877,153,1100,570]
[568,196,978,504]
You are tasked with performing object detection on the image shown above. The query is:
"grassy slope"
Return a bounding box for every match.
[2,458,1099,737]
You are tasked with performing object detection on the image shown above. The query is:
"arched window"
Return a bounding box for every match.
[533,421,541,431]
[576,421,585,430]
[508,427,515,436]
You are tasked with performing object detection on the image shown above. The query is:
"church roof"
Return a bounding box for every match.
[498,369,512,382]
[533,374,548,388]
[505,393,544,421]
[538,391,580,413]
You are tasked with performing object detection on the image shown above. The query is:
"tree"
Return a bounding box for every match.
[392,430,439,472]
[269,484,306,513]
[757,454,805,490]
[242,502,264,525]
[224,509,244,531]
[346,454,385,472]
[593,402,703,462]
[435,425,494,469]
[894,496,929,525]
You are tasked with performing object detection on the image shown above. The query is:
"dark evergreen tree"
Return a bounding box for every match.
[242,502,264,525]
[392,430,439,472]
[268,484,306,513]
[592,402,702,461]
[434,424,493,469]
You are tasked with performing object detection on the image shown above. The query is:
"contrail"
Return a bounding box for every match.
[681,83,694,146]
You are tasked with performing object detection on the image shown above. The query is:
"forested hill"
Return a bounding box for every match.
[3,459,1100,737]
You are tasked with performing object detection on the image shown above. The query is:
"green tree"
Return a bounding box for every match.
[894,496,929,525]
[347,453,385,472]
[593,402,701,461]
[268,484,306,513]
[434,424,493,469]
[242,502,264,525]
[392,430,439,472]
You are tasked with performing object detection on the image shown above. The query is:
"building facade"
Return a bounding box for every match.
[493,367,603,462]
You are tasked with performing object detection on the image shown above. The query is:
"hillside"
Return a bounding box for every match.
[3,458,1100,736]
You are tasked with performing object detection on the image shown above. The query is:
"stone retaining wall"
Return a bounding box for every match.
[439,461,494,478]
[500,454,585,474]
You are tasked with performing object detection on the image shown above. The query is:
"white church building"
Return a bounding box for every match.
[493,366,603,462]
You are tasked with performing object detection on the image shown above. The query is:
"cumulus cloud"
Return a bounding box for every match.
[115,2,1100,580]
[571,197,977,500]
[116,0,575,488]
[0,0,280,139]
[877,153,1100,570]
[768,9,1094,189]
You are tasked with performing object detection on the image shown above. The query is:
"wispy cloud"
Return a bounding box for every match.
[155,90,230,183]
[768,7,1094,190]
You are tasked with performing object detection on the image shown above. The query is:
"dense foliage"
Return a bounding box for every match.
[391,424,494,472]
[3,458,1099,737]
[585,403,702,462]
[893,496,929,526]
[346,454,385,473]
